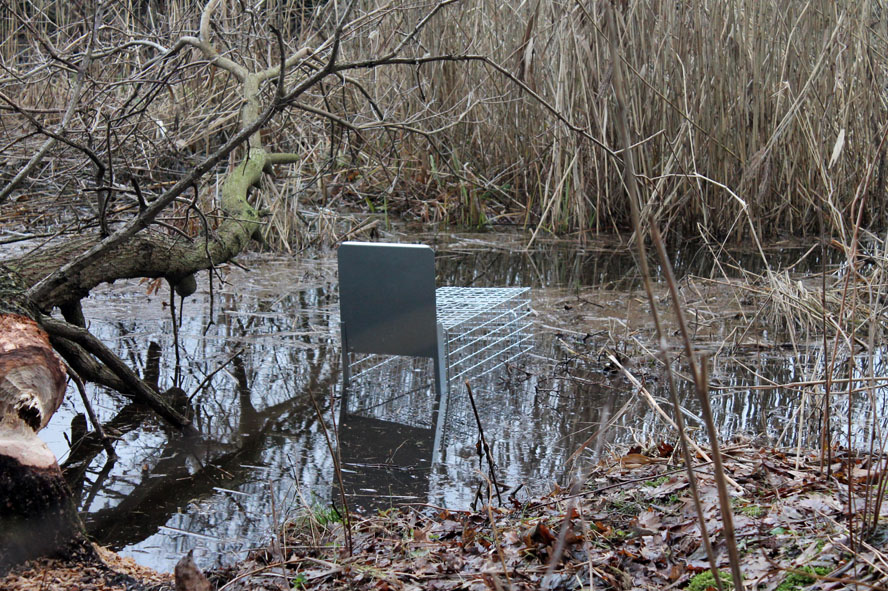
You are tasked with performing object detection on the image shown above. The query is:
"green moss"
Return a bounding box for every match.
[687,569,734,591]
[609,493,643,516]
[774,566,830,591]
[313,505,342,526]
[738,504,765,518]
[286,502,341,533]
[644,476,669,487]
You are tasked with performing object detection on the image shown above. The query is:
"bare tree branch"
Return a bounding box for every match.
[0,3,101,205]
[41,316,196,434]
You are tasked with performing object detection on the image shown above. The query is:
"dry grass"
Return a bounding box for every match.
[3,1,886,246]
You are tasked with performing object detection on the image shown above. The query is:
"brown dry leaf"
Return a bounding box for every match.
[501,530,521,546]
[775,503,806,522]
[141,277,164,295]
[521,521,556,547]
[646,475,688,498]
[593,520,613,537]
[730,513,757,534]
[462,526,478,547]
[433,519,463,539]
[639,534,667,562]
[657,442,675,457]
[634,508,662,534]
[619,453,661,468]
[797,493,842,515]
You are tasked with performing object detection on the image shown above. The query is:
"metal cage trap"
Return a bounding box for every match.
[337,242,532,457]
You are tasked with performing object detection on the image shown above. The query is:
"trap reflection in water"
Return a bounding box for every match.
[337,414,436,512]
[335,341,534,512]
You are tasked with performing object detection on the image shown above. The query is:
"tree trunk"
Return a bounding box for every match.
[0,144,269,565]
[0,309,93,571]
[0,0,307,569]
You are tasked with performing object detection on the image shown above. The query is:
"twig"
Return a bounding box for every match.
[605,353,743,492]
[65,365,116,459]
[0,2,101,204]
[480,472,514,591]
[465,380,502,506]
[650,222,746,591]
[547,403,611,582]
[305,385,352,554]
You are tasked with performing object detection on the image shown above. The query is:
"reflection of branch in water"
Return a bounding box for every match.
[62,339,185,495]
[145,341,161,389]
[80,454,117,513]
[60,284,341,551]
[230,354,258,431]
[62,402,149,498]
[80,350,337,551]
[188,347,244,401]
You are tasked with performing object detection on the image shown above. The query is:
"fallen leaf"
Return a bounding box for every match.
[620,453,662,468]
[657,441,675,457]
[639,534,667,562]
[797,493,842,515]
[646,475,688,498]
[741,551,776,585]
[522,521,556,547]
[635,508,662,534]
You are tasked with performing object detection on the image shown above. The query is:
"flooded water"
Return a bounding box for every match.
[38,231,888,572]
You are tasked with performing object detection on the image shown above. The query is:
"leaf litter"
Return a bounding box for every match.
[4,443,886,590]
[209,443,888,590]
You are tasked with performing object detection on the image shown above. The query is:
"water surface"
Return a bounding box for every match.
[39,231,888,571]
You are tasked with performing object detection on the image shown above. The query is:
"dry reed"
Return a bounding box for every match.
[4,1,886,246]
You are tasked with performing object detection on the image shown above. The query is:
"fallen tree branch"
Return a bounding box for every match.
[40,316,196,434]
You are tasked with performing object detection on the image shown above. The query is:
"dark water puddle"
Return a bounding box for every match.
[39,232,887,572]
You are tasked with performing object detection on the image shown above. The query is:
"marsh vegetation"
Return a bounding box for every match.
[2,1,888,589]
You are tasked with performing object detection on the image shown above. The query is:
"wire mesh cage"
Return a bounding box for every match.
[437,287,533,387]
[340,286,533,434]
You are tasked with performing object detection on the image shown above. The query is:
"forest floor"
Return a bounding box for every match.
[3,443,886,591]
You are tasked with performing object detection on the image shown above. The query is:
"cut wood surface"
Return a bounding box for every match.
[0,314,67,433]
[0,313,90,571]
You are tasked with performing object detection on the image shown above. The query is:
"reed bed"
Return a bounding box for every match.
[3,1,886,246]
